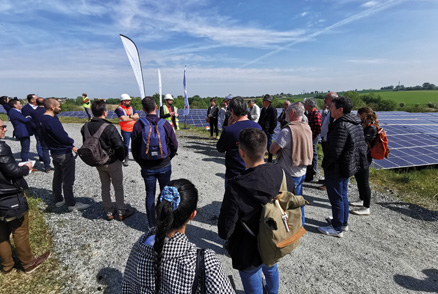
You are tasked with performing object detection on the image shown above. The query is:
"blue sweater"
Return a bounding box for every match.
[216,120,262,179]
[39,115,74,155]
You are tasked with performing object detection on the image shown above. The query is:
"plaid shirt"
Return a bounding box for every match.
[122,230,235,294]
[306,108,322,140]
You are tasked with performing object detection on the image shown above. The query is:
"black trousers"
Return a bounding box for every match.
[209,117,218,136]
[354,168,371,208]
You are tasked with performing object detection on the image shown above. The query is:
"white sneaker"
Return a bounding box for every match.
[325,216,349,231]
[318,225,343,238]
[350,200,364,207]
[55,200,65,208]
[68,202,90,211]
[350,207,370,216]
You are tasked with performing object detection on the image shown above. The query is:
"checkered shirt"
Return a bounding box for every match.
[306,108,322,140]
[122,231,235,294]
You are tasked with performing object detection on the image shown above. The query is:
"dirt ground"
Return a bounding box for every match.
[12,125,438,293]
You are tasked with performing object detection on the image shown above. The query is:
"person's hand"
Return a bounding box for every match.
[72,147,77,153]
[175,113,179,117]
[24,162,33,170]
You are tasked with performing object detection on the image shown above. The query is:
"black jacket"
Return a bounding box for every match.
[0,141,29,196]
[277,109,288,129]
[80,118,127,164]
[207,105,219,119]
[218,163,296,270]
[322,113,368,179]
[259,105,278,134]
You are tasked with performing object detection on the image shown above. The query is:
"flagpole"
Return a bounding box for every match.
[182,65,189,129]
[158,68,162,118]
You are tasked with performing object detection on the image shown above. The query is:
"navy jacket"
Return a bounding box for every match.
[21,104,36,117]
[39,114,74,155]
[9,109,31,139]
[29,106,46,133]
[131,114,178,169]
[216,120,262,179]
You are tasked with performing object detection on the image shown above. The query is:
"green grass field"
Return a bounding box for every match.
[347,90,438,105]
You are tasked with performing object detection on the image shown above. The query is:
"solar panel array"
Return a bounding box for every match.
[371,112,438,169]
[2,105,438,170]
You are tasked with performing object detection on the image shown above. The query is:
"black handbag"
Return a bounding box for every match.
[0,193,29,221]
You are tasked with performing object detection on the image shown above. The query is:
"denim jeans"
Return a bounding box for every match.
[36,134,51,169]
[141,163,172,228]
[266,133,274,162]
[121,130,132,159]
[239,263,279,294]
[325,177,349,232]
[19,137,30,162]
[293,174,306,226]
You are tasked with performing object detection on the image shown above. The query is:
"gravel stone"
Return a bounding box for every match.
[5,123,438,293]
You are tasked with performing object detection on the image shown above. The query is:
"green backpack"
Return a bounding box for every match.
[257,171,306,267]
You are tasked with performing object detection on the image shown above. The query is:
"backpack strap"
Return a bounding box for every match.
[139,118,152,159]
[192,249,206,294]
[93,123,110,138]
[277,170,288,196]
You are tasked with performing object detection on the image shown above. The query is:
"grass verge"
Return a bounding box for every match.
[369,167,438,211]
[0,195,65,294]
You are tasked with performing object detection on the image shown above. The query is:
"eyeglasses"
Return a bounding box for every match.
[0,125,6,130]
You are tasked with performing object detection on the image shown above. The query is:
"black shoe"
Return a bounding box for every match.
[118,207,136,221]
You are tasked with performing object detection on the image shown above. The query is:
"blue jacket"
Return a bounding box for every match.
[9,109,31,139]
[21,104,36,117]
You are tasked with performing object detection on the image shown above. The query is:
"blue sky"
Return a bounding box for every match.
[1,0,437,99]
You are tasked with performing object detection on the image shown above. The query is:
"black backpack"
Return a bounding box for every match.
[78,123,110,166]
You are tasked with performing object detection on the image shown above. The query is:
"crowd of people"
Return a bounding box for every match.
[0,92,379,293]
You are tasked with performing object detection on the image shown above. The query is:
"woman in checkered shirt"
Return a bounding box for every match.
[122,179,235,293]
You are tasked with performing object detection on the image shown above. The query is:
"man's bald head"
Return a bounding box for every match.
[44,98,58,110]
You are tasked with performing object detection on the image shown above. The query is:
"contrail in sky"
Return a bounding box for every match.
[239,0,407,68]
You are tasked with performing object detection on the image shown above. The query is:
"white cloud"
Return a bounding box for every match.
[362,1,379,8]
[301,12,308,17]
[346,58,387,64]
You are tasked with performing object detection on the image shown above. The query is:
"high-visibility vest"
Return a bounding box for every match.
[83,97,91,109]
[162,105,179,130]
[118,105,136,132]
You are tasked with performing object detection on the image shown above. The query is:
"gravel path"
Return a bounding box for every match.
[6,123,438,293]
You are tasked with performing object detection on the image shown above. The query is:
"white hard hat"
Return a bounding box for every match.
[120,93,131,101]
[164,94,174,100]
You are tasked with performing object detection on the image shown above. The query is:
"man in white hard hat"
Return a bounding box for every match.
[115,94,139,166]
[159,94,179,130]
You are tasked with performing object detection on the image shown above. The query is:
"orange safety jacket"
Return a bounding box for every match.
[118,105,136,132]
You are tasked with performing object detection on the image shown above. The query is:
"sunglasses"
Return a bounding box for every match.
[0,125,6,130]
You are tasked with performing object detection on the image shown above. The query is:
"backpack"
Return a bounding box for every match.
[242,171,307,267]
[369,124,390,160]
[77,123,110,166]
[139,117,169,160]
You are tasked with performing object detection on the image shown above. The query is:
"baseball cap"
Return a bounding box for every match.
[120,93,131,101]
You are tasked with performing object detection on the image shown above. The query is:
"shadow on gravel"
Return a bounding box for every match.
[302,218,331,235]
[180,135,212,141]
[377,202,438,221]
[394,268,438,293]
[301,194,332,209]
[96,267,123,294]
[186,224,225,254]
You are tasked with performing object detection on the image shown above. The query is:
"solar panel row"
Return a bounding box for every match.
[1,105,437,170]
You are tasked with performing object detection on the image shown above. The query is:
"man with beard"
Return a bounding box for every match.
[39,98,90,211]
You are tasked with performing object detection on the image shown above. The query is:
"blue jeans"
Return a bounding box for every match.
[36,134,51,169]
[325,177,349,232]
[121,130,131,159]
[266,133,274,162]
[141,163,172,228]
[239,264,279,294]
[19,137,30,162]
[293,174,306,226]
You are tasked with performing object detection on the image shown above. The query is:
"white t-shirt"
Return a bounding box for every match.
[274,127,307,177]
